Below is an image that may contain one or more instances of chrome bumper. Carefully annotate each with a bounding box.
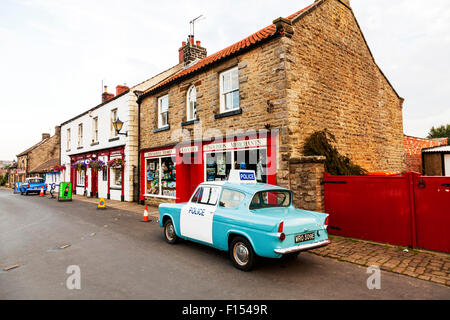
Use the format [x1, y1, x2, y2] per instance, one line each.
[274, 240, 331, 255]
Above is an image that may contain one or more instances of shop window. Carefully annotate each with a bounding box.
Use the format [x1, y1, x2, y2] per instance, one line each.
[146, 156, 176, 198]
[219, 67, 239, 113]
[186, 85, 197, 121]
[111, 167, 122, 188]
[77, 170, 85, 187]
[219, 189, 245, 209]
[206, 152, 232, 182]
[205, 148, 267, 183]
[158, 95, 169, 128]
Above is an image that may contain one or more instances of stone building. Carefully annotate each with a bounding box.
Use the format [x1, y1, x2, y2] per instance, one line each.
[135, 0, 404, 210]
[14, 128, 61, 184]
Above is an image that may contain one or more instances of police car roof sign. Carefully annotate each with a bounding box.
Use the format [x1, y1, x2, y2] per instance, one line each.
[228, 170, 257, 184]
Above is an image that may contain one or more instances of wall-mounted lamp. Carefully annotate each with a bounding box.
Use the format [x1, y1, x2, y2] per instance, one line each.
[113, 118, 128, 137]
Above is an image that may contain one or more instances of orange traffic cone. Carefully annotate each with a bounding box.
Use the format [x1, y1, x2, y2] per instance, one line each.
[142, 205, 150, 222]
[40, 187, 45, 197]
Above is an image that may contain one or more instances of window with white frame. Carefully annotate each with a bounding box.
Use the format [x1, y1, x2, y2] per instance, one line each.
[92, 117, 98, 143]
[66, 128, 71, 150]
[110, 156, 122, 188]
[146, 156, 176, 198]
[110, 109, 118, 137]
[77, 169, 85, 187]
[77, 124, 83, 147]
[186, 85, 197, 121]
[219, 67, 239, 113]
[158, 95, 169, 128]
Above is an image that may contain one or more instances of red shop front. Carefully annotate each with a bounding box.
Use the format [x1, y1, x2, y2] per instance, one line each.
[140, 132, 278, 204]
[70, 146, 125, 201]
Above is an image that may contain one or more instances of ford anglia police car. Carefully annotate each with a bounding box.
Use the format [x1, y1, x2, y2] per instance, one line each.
[158, 170, 330, 271]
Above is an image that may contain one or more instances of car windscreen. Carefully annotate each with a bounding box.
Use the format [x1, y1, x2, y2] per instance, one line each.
[249, 190, 291, 209]
[28, 179, 43, 183]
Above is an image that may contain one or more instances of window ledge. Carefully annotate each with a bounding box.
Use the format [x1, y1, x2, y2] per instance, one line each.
[181, 119, 200, 126]
[91, 141, 99, 146]
[77, 146, 84, 150]
[108, 137, 120, 142]
[153, 125, 170, 133]
[214, 109, 242, 119]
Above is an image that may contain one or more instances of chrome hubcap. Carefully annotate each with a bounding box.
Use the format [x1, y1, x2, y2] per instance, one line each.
[234, 242, 249, 266]
[166, 223, 175, 240]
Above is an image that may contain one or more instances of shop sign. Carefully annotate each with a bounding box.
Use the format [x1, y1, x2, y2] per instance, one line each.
[203, 138, 267, 152]
[180, 146, 199, 154]
[144, 149, 176, 158]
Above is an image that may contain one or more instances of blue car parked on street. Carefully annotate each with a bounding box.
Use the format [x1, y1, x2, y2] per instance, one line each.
[158, 170, 330, 271]
[20, 177, 47, 195]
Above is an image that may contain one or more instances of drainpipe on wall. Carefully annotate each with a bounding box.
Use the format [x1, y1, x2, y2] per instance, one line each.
[134, 90, 144, 205]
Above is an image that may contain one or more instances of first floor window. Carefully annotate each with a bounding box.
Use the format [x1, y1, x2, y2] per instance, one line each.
[186, 85, 197, 121]
[146, 156, 176, 198]
[220, 67, 239, 113]
[158, 95, 169, 128]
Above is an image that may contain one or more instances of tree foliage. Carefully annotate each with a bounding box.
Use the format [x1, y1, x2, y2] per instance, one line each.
[303, 129, 367, 176]
[427, 124, 450, 139]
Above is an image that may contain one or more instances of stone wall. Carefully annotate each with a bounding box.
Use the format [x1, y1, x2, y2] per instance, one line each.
[285, 0, 405, 173]
[289, 156, 325, 211]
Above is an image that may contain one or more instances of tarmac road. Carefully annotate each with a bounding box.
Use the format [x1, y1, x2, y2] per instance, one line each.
[0, 189, 449, 300]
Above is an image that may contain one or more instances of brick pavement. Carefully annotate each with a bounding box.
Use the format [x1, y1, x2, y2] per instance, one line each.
[311, 235, 450, 287]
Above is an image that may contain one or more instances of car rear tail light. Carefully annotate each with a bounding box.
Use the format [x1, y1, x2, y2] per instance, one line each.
[278, 221, 284, 233]
[325, 216, 329, 229]
[279, 233, 286, 241]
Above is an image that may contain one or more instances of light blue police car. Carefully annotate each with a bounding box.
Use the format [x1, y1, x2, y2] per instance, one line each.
[158, 170, 330, 271]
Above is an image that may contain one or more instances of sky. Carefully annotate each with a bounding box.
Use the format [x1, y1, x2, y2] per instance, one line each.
[0, 0, 449, 161]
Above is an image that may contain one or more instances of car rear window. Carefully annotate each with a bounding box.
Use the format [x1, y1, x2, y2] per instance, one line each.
[250, 190, 291, 209]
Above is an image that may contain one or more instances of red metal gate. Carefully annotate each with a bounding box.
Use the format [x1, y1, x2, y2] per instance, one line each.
[412, 174, 450, 252]
[323, 172, 450, 253]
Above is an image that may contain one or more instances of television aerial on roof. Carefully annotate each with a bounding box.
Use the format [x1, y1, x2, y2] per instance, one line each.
[189, 14, 205, 38]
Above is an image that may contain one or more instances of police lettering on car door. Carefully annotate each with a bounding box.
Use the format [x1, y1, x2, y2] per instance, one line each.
[180, 185, 220, 244]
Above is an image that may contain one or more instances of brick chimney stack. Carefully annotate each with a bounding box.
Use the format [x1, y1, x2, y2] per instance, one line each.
[102, 86, 115, 103]
[178, 35, 207, 65]
[42, 133, 50, 141]
[116, 84, 130, 96]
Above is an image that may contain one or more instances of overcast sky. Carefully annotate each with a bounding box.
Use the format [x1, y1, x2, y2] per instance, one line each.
[1, 0, 449, 161]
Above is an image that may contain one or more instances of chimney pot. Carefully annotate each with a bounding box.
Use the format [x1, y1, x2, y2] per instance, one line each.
[179, 37, 207, 65]
[196, 40, 201, 46]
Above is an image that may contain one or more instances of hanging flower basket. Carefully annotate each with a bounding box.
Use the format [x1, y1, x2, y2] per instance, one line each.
[71, 161, 86, 172]
[88, 160, 106, 171]
[51, 165, 66, 173]
[107, 158, 124, 168]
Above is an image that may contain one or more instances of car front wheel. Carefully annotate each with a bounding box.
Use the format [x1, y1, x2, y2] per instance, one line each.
[229, 236, 256, 271]
[163, 219, 178, 244]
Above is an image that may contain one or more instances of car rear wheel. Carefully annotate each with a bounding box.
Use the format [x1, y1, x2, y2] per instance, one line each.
[163, 219, 178, 244]
[229, 236, 256, 271]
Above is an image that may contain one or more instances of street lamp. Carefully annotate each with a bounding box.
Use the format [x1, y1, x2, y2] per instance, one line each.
[113, 118, 127, 136]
